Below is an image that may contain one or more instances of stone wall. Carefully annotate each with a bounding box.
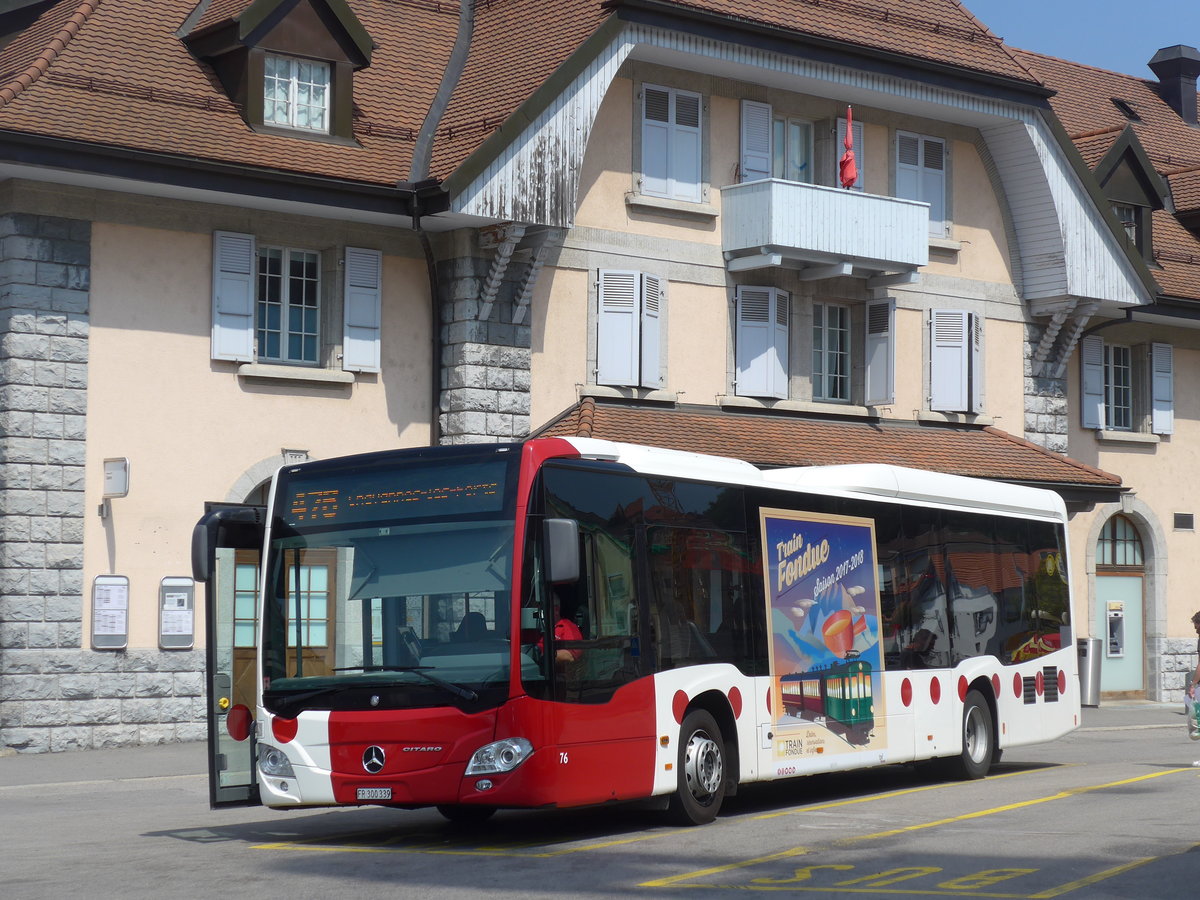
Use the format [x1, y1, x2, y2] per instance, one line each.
[1023, 322, 1069, 453]
[437, 243, 533, 445]
[0, 213, 204, 753]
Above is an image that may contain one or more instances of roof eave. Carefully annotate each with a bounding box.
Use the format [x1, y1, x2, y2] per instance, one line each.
[0, 129, 447, 220]
[603, 0, 1055, 102]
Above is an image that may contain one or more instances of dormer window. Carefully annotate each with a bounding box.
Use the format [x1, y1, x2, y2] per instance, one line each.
[1112, 203, 1138, 242]
[264, 55, 330, 133]
[182, 0, 372, 143]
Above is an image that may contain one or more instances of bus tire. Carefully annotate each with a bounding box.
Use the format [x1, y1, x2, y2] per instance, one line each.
[950, 690, 994, 780]
[667, 709, 726, 826]
[436, 804, 496, 826]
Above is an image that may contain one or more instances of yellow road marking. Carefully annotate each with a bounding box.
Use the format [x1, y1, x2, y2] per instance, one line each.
[835, 768, 1187, 845]
[641, 767, 1189, 889]
[254, 825, 689, 858]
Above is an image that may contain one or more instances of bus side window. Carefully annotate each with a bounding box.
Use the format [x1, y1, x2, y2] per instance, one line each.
[645, 526, 752, 673]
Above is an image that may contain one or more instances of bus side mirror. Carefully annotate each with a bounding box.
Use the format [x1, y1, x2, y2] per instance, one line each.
[543, 518, 580, 584]
[191, 520, 214, 583]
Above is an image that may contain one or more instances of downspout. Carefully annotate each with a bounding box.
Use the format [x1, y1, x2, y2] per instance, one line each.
[410, 0, 476, 445]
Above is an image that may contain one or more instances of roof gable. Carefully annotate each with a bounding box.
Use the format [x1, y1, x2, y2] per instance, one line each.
[185, 0, 372, 67]
[1093, 127, 1169, 209]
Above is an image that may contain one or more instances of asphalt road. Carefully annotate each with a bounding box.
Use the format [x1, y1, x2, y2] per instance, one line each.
[1, 702, 1195, 900]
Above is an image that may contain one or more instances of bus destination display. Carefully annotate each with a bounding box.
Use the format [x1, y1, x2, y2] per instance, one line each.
[280, 459, 509, 528]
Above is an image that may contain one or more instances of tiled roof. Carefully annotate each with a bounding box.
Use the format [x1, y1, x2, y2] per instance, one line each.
[536, 399, 1122, 489]
[0, 0, 458, 187]
[0, 0, 1042, 192]
[428, 0, 1041, 180]
[1013, 49, 1200, 302]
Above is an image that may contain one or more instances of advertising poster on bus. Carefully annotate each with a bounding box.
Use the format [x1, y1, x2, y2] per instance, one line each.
[760, 508, 887, 768]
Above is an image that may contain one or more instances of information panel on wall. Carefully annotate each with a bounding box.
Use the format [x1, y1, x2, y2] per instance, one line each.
[91, 575, 129, 650]
[159, 577, 195, 650]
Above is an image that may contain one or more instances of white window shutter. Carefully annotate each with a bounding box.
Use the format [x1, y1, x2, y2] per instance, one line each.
[929, 309, 968, 412]
[864, 299, 895, 406]
[922, 137, 947, 236]
[895, 131, 921, 203]
[968, 313, 984, 414]
[735, 286, 772, 397]
[597, 270, 640, 386]
[735, 287, 787, 398]
[1151, 341, 1174, 434]
[212, 230, 256, 362]
[670, 90, 702, 201]
[640, 275, 663, 389]
[740, 100, 772, 183]
[836, 116, 864, 191]
[342, 247, 382, 373]
[1080, 334, 1105, 429]
[771, 291, 789, 399]
[641, 87, 670, 197]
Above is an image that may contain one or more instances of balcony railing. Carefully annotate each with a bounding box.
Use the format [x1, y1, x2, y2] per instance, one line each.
[721, 179, 929, 276]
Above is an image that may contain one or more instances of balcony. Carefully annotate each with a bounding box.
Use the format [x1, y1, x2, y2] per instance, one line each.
[721, 179, 929, 286]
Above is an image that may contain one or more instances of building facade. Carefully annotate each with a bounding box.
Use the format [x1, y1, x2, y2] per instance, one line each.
[0, 0, 1189, 753]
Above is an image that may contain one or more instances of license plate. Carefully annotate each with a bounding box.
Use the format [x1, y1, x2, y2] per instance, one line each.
[356, 787, 392, 801]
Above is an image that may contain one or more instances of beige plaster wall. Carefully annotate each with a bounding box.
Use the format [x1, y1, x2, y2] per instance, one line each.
[530, 265, 590, 428]
[83, 222, 431, 649]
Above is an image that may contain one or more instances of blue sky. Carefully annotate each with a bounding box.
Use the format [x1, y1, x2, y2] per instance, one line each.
[964, 1, 1200, 77]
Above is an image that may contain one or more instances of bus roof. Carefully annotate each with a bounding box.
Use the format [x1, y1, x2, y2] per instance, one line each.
[558, 438, 1067, 522]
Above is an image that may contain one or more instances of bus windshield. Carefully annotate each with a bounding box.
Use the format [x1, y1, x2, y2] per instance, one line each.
[259, 449, 523, 715]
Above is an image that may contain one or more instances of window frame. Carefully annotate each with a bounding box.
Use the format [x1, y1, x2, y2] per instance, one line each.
[256, 244, 322, 366]
[812, 302, 851, 402]
[263, 53, 331, 134]
[640, 83, 704, 202]
[772, 115, 815, 184]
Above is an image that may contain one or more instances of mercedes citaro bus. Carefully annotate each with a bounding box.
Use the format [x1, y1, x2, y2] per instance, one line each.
[193, 437, 1078, 825]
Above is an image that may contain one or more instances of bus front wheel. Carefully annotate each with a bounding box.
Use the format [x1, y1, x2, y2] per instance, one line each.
[951, 690, 994, 780]
[667, 709, 726, 826]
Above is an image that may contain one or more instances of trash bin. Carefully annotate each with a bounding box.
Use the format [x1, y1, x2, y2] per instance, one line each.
[1077, 637, 1102, 707]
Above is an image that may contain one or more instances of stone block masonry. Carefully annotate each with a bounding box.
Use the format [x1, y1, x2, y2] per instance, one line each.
[437, 252, 533, 444]
[0, 213, 203, 753]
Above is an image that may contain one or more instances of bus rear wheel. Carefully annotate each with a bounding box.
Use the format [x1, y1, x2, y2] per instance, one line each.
[436, 804, 496, 826]
[951, 690, 994, 780]
[667, 709, 726, 826]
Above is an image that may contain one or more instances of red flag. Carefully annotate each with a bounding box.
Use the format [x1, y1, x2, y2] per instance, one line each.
[839, 105, 858, 189]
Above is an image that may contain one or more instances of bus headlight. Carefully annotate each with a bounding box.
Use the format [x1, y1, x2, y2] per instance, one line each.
[465, 737, 533, 774]
[259, 745, 295, 778]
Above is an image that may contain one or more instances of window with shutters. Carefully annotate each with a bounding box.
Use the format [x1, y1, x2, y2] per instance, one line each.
[928, 309, 983, 414]
[735, 286, 789, 399]
[595, 269, 664, 389]
[211, 232, 382, 374]
[1079, 335, 1172, 434]
[641, 85, 703, 201]
[896, 131, 947, 236]
[812, 303, 850, 401]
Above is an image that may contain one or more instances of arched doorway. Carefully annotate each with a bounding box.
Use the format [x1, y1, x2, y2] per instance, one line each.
[1095, 514, 1145, 695]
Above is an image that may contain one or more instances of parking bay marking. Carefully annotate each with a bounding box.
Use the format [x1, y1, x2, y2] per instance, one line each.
[643, 768, 1189, 892]
[253, 826, 690, 858]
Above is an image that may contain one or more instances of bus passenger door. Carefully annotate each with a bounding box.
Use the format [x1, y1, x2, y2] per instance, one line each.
[192, 503, 265, 808]
[533, 518, 656, 806]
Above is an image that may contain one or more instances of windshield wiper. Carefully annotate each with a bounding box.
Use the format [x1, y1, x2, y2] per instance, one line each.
[332, 665, 479, 702]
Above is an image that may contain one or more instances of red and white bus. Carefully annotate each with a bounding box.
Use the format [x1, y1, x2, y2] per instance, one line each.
[193, 437, 1079, 825]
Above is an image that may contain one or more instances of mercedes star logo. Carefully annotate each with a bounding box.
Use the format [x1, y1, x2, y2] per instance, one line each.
[362, 745, 386, 774]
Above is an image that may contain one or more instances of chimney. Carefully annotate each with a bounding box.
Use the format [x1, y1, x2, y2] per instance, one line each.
[1148, 45, 1200, 126]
